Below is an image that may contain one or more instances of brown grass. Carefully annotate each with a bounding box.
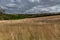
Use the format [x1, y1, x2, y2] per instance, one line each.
[0, 15, 60, 40]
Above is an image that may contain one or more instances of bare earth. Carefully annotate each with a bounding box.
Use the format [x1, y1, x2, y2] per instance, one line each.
[0, 15, 60, 40]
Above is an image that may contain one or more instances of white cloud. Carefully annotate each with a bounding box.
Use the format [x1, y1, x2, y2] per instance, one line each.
[25, 4, 60, 13]
[50, 0, 60, 2]
[28, 0, 41, 3]
[6, 3, 17, 7]
[30, 0, 35, 2]
[11, 0, 14, 2]
[0, 6, 8, 9]
[10, 0, 21, 2]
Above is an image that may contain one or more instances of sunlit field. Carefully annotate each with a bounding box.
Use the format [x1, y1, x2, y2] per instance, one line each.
[0, 15, 60, 40]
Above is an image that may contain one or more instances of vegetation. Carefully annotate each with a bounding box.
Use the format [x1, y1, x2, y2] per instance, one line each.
[0, 8, 60, 20]
[0, 8, 60, 40]
[0, 15, 60, 40]
[0, 12, 60, 20]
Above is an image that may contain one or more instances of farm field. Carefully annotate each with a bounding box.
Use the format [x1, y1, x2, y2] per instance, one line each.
[0, 15, 60, 40]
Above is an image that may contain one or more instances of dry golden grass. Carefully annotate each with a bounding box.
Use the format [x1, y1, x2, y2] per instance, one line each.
[0, 15, 60, 40]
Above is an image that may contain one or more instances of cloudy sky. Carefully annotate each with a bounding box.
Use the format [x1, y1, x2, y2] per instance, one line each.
[0, 0, 60, 14]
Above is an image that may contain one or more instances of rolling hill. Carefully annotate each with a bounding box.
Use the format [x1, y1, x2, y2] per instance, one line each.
[0, 15, 60, 40]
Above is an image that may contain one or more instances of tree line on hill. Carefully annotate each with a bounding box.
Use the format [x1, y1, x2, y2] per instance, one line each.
[0, 8, 60, 20]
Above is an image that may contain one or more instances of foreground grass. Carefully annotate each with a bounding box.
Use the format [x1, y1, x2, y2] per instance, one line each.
[0, 15, 60, 40]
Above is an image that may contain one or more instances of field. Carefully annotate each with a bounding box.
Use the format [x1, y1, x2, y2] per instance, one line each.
[0, 15, 60, 40]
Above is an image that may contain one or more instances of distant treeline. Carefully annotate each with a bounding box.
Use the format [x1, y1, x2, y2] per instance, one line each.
[0, 12, 60, 20]
[0, 7, 60, 20]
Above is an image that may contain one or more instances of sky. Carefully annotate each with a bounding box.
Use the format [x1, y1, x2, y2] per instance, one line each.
[0, 0, 60, 14]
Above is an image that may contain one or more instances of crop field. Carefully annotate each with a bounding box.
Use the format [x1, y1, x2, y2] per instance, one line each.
[0, 15, 60, 40]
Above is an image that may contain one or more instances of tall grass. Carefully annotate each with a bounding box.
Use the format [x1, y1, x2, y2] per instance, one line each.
[0, 17, 60, 40]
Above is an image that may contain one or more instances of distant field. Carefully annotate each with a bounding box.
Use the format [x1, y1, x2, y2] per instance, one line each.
[0, 15, 60, 40]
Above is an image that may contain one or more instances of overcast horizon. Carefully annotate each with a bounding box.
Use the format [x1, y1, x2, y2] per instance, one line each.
[0, 0, 60, 14]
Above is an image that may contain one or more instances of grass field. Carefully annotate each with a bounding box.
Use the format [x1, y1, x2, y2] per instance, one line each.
[0, 15, 60, 40]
